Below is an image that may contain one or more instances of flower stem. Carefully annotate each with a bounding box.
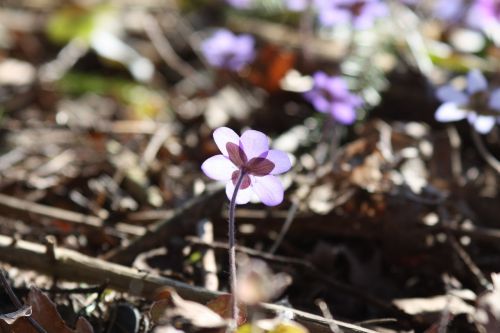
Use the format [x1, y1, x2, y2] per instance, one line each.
[470, 127, 500, 174]
[228, 171, 246, 330]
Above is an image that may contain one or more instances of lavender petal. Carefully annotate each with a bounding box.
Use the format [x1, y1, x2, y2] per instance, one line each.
[251, 175, 284, 206]
[201, 155, 237, 180]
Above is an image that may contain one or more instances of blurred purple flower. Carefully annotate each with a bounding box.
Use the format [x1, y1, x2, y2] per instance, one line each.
[304, 72, 362, 125]
[466, 0, 500, 31]
[202, 127, 292, 206]
[201, 29, 255, 71]
[315, 0, 388, 29]
[433, 0, 465, 22]
[435, 70, 500, 134]
[226, 0, 252, 9]
[284, 0, 309, 11]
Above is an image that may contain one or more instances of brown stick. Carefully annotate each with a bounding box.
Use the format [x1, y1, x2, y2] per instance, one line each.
[0, 193, 144, 237]
[0, 235, 377, 333]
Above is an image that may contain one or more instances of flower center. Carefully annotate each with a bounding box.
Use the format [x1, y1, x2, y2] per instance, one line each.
[467, 91, 499, 116]
[339, 1, 366, 16]
[226, 142, 276, 188]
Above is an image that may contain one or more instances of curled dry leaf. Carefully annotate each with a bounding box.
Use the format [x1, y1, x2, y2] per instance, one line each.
[236, 258, 291, 305]
[0, 287, 93, 333]
[150, 288, 226, 330]
[0, 305, 32, 325]
[237, 318, 308, 333]
[206, 294, 247, 326]
[475, 273, 500, 333]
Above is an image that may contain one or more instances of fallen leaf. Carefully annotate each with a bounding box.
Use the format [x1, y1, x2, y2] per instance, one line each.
[150, 288, 226, 329]
[1, 287, 93, 333]
[475, 273, 500, 333]
[0, 306, 32, 325]
[206, 294, 247, 326]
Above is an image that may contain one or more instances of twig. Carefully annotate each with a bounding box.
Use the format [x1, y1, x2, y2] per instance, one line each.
[448, 236, 492, 291]
[0, 193, 144, 236]
[0, 269, 48, 333]
[437, 274, 452, 333]
[140, 124, 171, 169]
[470, 128, 500, 174]
[0, 193, 144, 237]
[38, 38, 89, 82]
[142, 13, 203, 86]
[187, 237, 314, 268]
[197, 219, 219, 291]
[316, 299, 344, 333]
[268, 201, 300, 254]
[0, 234, 377, 333]
[446, 125, 464, 185]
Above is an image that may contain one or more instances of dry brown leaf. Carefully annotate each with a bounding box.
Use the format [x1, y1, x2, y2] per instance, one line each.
[206, 294, 247, 326]
[150, 288, 226, 329]
[2, 287, 93, 333]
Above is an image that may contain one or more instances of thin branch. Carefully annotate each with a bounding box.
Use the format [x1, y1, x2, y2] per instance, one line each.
[316, 299, 345, 333]
[470, 127, 500, 174]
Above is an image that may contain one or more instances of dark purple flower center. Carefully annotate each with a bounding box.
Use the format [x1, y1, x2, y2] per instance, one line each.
[226, 142, 275, 189]
[468, 91, 499, 116]
[338, 1, 366, 16]
[491, 0, 500, 18]
[319, 87, 350, 105]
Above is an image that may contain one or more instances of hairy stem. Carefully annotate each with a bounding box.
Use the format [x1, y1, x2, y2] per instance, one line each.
[228, 171, 246, 330]
[0, 269, 48, 333]
[470, 127, 500, 174]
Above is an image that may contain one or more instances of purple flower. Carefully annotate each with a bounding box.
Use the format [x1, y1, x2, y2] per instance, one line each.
[226, 0, 252, 9]
[202, 127, 292, 206]
[466, 0, 500, 31]
[304, 72, 362, 125]
[435, 70, 500, 134]
[433, 0, 465, 22]
[284, 0, 309, 11]
[315, 0, 388, 29]
[201, 29, 255, 71]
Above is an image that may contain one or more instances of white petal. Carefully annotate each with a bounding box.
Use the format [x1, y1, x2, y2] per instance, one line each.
[251, 175, 284, 206]
[225, 182, 251, 205]
[467, 69, 488, 94]
[469, 114, 496, 134]
[213, 127, 240, 156]
[436, 85, 467, 104]
[201, 155, 236, 180]
[239, 130, 269, 159]
[435, 102, 467, 122]
[489, 88, 500, 111]
[266, 150, 292, 175]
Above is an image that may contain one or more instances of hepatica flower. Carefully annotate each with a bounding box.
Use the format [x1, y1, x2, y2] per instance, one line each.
[466, 0, 500, 31]
[315, 0, 388, 29]
[435, 70, 500, 134]
[202, 127, 291, 206]
[284, 0, 309, 11]
[201, 29, 255, 71]
[226, 0, 252, 9]
[304, 72, 362, 125]
[433, 0, 465, 22]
